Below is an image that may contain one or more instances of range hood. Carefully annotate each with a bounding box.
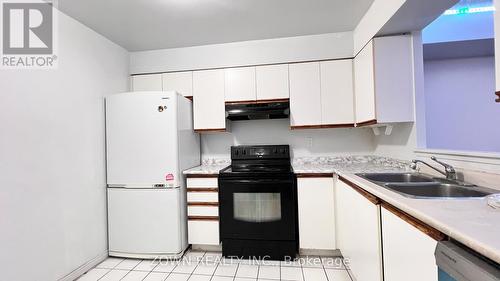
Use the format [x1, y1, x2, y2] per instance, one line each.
[225, 101, 290, 121]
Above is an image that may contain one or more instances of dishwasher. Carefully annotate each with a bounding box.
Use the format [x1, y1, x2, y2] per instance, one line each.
[435, 240, 500, 281]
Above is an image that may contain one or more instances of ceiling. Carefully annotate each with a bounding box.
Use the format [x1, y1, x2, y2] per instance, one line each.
[58, 0, 374, 52]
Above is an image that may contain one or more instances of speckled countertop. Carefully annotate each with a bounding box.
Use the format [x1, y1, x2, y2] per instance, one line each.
[183, 159, 230, 175]
[292, 155, 409, 174]
[183, 155, 410, 175]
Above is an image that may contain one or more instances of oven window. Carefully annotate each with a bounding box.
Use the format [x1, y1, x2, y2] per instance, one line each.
[233, 193, 281, 222]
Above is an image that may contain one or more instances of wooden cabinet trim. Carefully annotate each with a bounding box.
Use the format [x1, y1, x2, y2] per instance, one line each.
[187, 188, 218, 192]
[338, 176, 380, 205]
[296, 173, 333, 178]
[187, 202, 219, 207]
[291, 123, 355, 130]
[186, 174, 219, 178]
[225, 98, 289, 105]
[186, 96, 193, 101]
[194, 128, 226, 133]
[355, 119, 377, 127]
[496, 91, 500, 102]
[188, 216, 219, 221]
[381, 202, 447, 241]
[321, 123, 355, 129]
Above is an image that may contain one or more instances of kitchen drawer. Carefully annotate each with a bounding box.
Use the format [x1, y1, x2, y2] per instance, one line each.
[188, 206, 219, 217]
[187, 177, 218, 188]
[187, 192, 219, 203]
[188, 220, 220, 245]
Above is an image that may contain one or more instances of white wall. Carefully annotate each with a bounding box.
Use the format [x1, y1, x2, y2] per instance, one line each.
[201, 119, 375, 159]
[353, 0, 406, 54]
[0, 11, 129, 281]
[130, 32, 353, 74]
[424, 56, 500, 152]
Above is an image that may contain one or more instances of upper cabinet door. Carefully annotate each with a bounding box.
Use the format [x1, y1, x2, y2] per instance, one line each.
[354, 40, 377, 124]
[131, 74, 162, 91]
[256, 64, 290, 100]
[224, 67, 256, 102]
[193, 69, 226, 131]
[162, 71, 193, 98]
[373, 35, 414, 123]
[289, 62, 322, 127]
[320, 60, 355, 126]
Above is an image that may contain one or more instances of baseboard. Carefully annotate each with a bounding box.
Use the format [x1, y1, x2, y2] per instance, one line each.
[58, 250, 108, 281]
[299, 248, 342, 257]
[191, 244, 222, 252]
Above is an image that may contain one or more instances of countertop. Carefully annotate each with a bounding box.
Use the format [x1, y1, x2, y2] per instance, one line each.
[183, 159, 230, 175]
[183, 156, 409, 175]
[183, 156, 500, 264]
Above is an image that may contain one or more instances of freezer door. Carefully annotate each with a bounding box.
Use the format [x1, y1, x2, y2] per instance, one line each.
[106, 92, 180, 187]
[107, 188, 186, 256]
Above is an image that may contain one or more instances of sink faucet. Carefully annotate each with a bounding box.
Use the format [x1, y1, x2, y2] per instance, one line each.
[410, 156, 457, 180]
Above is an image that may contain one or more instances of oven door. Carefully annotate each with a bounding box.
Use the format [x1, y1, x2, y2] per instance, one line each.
[219, 176, 297, 241]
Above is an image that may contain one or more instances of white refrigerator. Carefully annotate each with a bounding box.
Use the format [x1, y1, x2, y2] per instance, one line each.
[105, 91, 200, 259]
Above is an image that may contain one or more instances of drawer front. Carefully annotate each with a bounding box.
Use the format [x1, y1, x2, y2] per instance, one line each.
[188, 220, 220, 245]
[187, 192, 219, 203]
[188, 206, 219, 217]
[187, 177, 218, 188]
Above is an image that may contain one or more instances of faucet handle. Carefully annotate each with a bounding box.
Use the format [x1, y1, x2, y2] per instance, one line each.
[409, 160, 418, 170]
[430, 156, 455, 172]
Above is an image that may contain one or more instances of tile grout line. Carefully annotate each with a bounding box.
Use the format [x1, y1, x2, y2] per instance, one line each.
[97, 257, 126, 281]
[123, 259, 143, 280]
[142, 259, 162, 281]
[188, 250, 207, 280]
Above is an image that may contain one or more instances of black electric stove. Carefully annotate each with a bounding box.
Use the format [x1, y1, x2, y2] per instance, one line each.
[218, 145, 298, 260]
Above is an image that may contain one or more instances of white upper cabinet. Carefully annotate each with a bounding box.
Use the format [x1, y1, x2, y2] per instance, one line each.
[320, 60, 355, 126]
[381, 207, 439, 281]
[162, 71, 193, 97]
[256, 64, 290, 100]
[373, 35, 414, 123]
[224, 66, 257, 102]
[289, 62, 322, 127]
[354, 41, 377, 124]
[131, 74, 162, 91]
[354, 35, 415, 125]
[297, 177, 336, 250]
[192, 69, 226, 131]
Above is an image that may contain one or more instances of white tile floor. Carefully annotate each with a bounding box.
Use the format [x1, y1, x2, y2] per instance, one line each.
[78, 250, 353, 281]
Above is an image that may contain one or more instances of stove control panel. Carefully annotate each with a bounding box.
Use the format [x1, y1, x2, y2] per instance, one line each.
[231, 145, 290, 160]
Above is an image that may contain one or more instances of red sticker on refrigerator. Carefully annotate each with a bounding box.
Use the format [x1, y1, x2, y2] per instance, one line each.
[165, 173, 174, 181]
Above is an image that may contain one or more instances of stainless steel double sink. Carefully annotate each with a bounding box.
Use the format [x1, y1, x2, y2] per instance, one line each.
[355, 173, 497, 199]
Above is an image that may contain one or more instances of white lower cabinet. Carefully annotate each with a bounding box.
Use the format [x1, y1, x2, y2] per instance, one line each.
[381, 207, 439, 281]
[188, 220, 220, 245]
[335, 178, 383, 281]
[186, 176, 220, 246]
[297, 177, 336, 250]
